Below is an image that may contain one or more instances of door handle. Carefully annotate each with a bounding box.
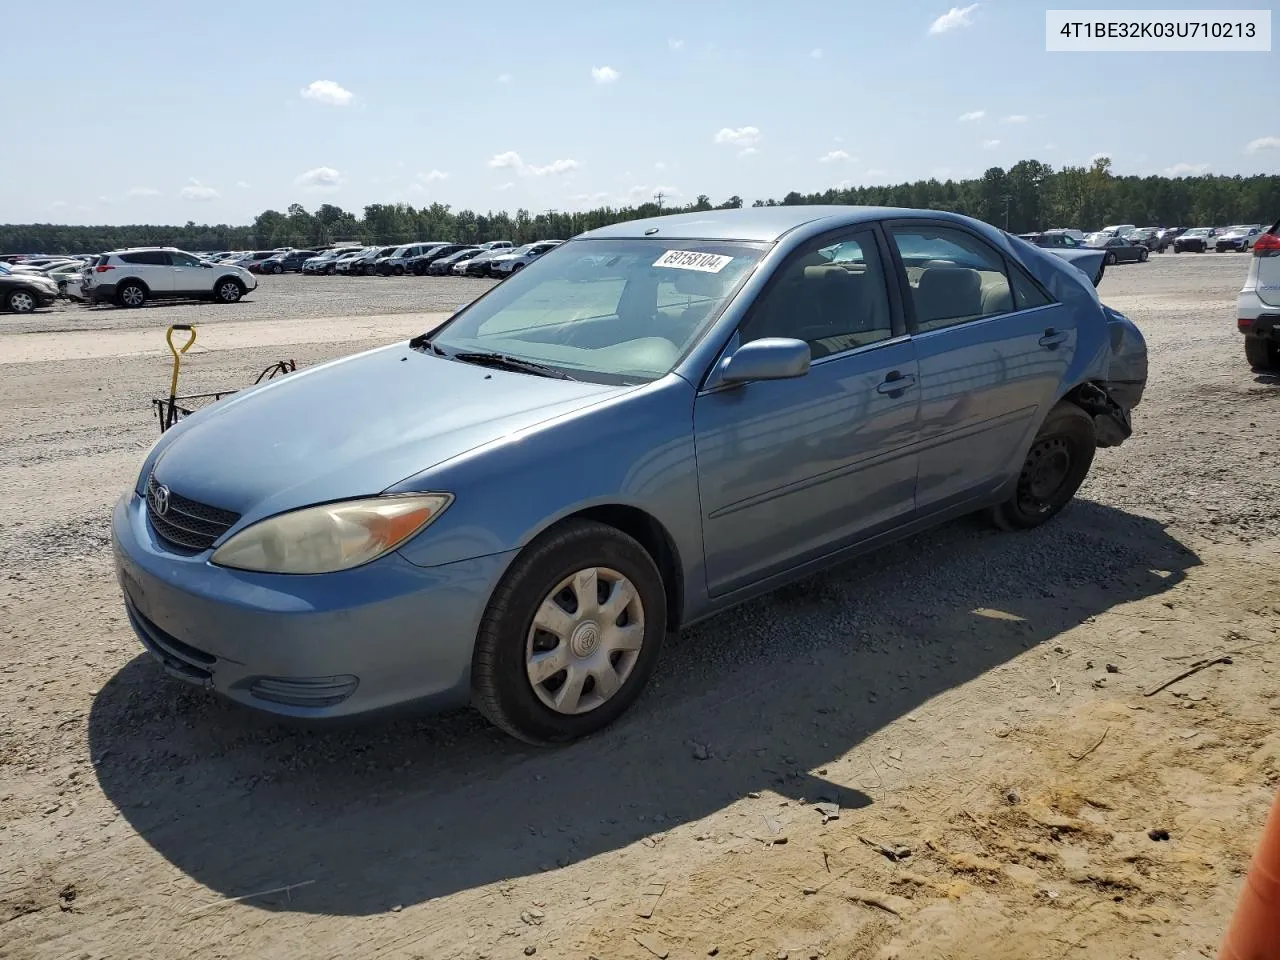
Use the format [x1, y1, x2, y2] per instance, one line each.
[877, 371, 917, 395]
[1038, 329, 1068, 349]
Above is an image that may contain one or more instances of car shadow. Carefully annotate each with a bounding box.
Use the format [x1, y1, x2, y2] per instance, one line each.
[89, 499, 1198, 917]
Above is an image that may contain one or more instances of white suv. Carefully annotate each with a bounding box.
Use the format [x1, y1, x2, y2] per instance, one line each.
[1237, 218, 1280, 370]
[83, 247, 258, 308]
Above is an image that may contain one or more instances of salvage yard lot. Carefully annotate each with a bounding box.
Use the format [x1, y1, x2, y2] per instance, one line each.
[1, 255, 1278, 960]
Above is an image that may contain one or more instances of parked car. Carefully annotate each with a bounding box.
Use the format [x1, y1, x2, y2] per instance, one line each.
[1045, 228, 1087, 242]
[344, 246, 398, 276]
[1153, 227, 1183, 252]
[1173, 227, 1218, 253]
[1237, 217, 1280, 370]
[375, 243, 443, 276]
[428, 247, 483, 275]
[111, 206, 1147, 742]
[488, 241, 564, 276]
[332, 247, 376, 275]
[478, 240, 515, 251]
[0, 262, 58, 312]
[1126, 228, 1160, 251]
[407, 244, 471, 275]
[226, 251, 279, 271]
[303, 248, 362, 275]
[1017, 232, 1083, 249]
[259, 250, 318, 274]
[82, 247, 257, 308]
[1085, 234, 1149, 264]
[1216, 225, 1263, 253]
[1099, 224, 1137, 238]
[456, 249, 510, 277]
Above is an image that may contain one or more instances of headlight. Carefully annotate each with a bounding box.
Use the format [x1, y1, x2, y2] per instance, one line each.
[210, 493, 452, 574]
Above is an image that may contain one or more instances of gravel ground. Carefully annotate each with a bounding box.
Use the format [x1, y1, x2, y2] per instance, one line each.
[1, 252, 1278, 960]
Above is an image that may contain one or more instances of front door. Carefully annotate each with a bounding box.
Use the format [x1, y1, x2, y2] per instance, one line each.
[885, 221, 1078, 513]
[694, 226, 921, 596]
[168, 251, 209, 294]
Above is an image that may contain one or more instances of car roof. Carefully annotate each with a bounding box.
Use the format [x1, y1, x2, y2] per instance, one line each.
[579, 205, 947, 242]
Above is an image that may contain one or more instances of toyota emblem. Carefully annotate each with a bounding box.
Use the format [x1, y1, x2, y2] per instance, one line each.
[150, 483, 171, 517]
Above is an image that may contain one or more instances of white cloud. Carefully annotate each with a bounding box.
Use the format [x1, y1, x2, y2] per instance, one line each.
[488, 151, 579, 177]
[1245, 136, 1280, 153]
[573, 191, 611, 203]
[497, 73, 511, 83]
[1165, 162, 1210, 177]
[818, 150, 853, 163]
[50, 200, 68, 208]
[295, 166, 343, 190]
[126, 186, 160, 198]
[982, 139, 1001, 149]
[1001, 114, 1028, 123]
[738, 147, 758, 158]
[98, 195, 114, 205]
[958, 110, 985, 122]
[488, 150, 523, 170]
[1043, 142, 1059, 150]
[235, 180, 251, 189]
[810, 48, 823, 59]
[300, 80, 354, 106]
[496, 182, 515, 191]
[667, 38, 684, 51]
[714, 126, 761, 148]
[419, 169, 449, 182]
[929, 3, 979, 34]
[180, 179, 219, 201]
[655, 161, 666, 170]
[865, 168, 888, 178]
[591, 65, 620, 84]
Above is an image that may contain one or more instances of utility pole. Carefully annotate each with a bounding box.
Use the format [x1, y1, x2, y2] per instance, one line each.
[1002, 194, 1012, 231]
[653, 191, 665, 212]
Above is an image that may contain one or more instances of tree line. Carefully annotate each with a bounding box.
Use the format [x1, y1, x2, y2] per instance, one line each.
[3, 157, 1276, 254]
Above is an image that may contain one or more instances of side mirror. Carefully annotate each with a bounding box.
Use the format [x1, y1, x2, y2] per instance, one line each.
[719, 337, 811, 384]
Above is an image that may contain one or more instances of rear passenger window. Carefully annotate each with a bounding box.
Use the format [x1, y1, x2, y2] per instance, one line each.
[739, 230, 894, 359]
[120, 251, 170, 266]
[889, 225, 1013, 333]
[1009, 264, 1053, 310]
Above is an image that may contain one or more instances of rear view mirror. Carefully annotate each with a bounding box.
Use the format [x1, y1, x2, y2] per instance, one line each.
[719, 337, 811, 384]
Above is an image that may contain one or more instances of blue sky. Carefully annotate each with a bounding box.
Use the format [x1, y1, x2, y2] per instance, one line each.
[3, 0, 1276, 225]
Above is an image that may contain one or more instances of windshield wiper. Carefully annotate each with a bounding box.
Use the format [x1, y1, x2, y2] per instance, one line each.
[452, 351, 576, 380]
[409, 332, 447, 356]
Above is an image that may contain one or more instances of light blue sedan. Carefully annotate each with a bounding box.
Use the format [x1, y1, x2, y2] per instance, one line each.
[111, 206, 1147, 742]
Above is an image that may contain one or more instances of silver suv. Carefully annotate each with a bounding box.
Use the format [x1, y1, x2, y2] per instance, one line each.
[84, 247, 257, 308]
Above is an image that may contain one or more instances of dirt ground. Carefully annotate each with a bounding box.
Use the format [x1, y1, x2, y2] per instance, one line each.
[1, 257, 1278, 960]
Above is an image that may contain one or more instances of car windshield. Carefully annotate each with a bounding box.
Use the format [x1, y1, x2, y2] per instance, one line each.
[428, 238, 767, 384]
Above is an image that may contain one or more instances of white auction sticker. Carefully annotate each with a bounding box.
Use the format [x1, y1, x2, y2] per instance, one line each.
[652, 250, 734, 273]
[1046, 9, 1271, 51]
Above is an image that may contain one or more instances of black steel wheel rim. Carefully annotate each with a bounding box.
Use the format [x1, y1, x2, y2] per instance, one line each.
[1016, 437, 1072, 515]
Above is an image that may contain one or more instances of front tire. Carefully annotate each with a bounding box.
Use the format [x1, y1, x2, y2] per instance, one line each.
[117, 282, 147, 308]
[1104, 252, 1117, 266]
[1245, 336, 1279, 371]
[271, 264, 282, 274]
[213, 278, 244, 303]
[990, 402, 1097, 531]
[1138, 248, 1149, 262]
[6, 289, 37, 313]
[472, 519, 667, 744]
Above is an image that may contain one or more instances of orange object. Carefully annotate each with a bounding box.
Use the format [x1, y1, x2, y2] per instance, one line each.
[1220, 788, 1280, 960]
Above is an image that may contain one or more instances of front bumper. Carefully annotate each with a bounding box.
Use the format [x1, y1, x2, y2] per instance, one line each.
[111, 492, 517, 718]
[1217, 241, 1246, 252]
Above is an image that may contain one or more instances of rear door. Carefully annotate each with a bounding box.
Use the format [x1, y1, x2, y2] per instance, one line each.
[120, 251, 172, 291]
[885, 220, 1075, 515]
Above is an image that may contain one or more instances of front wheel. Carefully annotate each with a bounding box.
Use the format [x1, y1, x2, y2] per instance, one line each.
[213, 278, 244, 303]
[1138, 248, 1149, 262]
[392, 265, 405, 276]
[1104, 252, 1116, 266]
[271, 264, 283, 274]
[990, 403, 1097, 531]
[6, 289, 36, 313]
[1245, 336, 1280, 371]
[472, 520, 667, 744]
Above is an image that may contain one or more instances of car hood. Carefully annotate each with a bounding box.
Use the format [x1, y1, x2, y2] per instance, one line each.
[150, 344, 627, 522]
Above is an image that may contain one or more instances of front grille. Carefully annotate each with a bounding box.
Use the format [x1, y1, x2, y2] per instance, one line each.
[250, 676, 359, 708]
[146, 474, 241, 551]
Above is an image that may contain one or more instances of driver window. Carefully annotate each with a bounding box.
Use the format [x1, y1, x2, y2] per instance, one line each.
[170, 252, 200, 266]
[738, 230, 894, 359]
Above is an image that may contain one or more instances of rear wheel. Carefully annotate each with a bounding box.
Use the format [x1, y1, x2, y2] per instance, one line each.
[6, 289, 36, 313]
[472, 519, 667, 744]
[1245, 336, 1280, 371]
[1138, 248, 1149, 262]
[1104, 252, 1117, 266]
[270, 263, 282, 274]
[117, 282, 146, 308]
[990, 403, 1097, 531]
